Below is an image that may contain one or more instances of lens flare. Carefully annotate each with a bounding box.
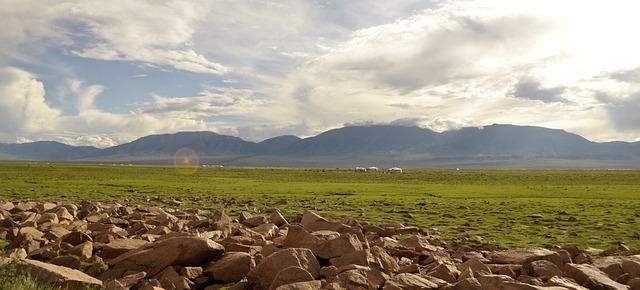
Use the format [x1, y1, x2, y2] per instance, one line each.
[173, 147, 199, 175]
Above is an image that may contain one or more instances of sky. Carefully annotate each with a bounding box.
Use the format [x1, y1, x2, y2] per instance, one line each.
[1, 0, 640, 148]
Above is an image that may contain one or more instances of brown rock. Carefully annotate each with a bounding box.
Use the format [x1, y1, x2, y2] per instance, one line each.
[623, 260, 640, 278]
[85, 259, 109, 278]
[545, 276, 589, 290]
[300, 210, 349, 232]
[61, 231, 93, 246]
[448, 277, 482, 290]
[383, 273, 439, 289]
[457, 257, 491, 275]
[109, 236, 225, 277]
[242, 216, 268, 227]
[309, 232, 363, 259]
[269, 266, 315, 290]
[489, 247, 556, 264]
[67, 241, 93, 261]
[8, 233, 43, 253]
[100, 238, 149, 259]
[331, 246, 399, 274]
[523, 259, 563, 280]
[37, 212, 60, 224]
[476, 273, 516, 289]
[55, 207, 75, 221]
[154, 266, 194, 290]
[283, 225, 320, 248]
[15, 258, 102, 289]
[627, 277, 640, 290]
[115, 271, 147, 289]
[428, 262, 460, 283]
[43, 226, 72, 241]
[253, 222, 279, 237]
[273, 280, 322, 290]
[50, 255, 82, 269]
[246, 248, 320, 289]
[180, 266, 203, 279]
[564, 263, 630, 290]
[270, 209, 289, 227]
[398, 235, 441, 252]
[204, 252, 255, 283]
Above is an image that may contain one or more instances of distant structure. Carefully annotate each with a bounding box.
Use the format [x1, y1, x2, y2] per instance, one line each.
[367, 166, 379, 171]
[387, 167, 403, 174]
[355, 166, 367, 172]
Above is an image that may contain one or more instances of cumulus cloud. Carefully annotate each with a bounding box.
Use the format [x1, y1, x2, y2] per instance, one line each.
[0, 67, 62, 133]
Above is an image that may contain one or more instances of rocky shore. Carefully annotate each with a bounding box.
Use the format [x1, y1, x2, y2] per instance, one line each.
[1, 200, 639, 289]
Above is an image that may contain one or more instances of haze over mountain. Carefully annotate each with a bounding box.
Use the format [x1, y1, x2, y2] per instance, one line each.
[1, 124, 639, 169]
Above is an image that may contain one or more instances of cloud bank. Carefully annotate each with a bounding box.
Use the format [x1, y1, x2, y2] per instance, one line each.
[1, 0, 640, 146]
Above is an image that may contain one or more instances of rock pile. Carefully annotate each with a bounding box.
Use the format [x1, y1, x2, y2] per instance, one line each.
[1, 200, 640, 289]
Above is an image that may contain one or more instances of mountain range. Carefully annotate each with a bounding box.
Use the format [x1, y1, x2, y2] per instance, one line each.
[2, 124, 639, 169]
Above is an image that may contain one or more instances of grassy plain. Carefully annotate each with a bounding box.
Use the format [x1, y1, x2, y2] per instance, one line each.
[1, 162, 639, 250]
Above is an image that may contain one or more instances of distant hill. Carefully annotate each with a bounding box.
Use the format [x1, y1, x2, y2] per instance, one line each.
[0, 141, 100, 161]
[2, 124, 639, 168]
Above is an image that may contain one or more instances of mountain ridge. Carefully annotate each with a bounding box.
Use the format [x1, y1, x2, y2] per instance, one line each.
[2, 124, 639, 168]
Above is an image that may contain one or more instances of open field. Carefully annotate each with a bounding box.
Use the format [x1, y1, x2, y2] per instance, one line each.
[1, 162, 639, 250]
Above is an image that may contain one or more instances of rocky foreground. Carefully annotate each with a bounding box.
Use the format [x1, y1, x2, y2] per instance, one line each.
[1, 200, 640, 290]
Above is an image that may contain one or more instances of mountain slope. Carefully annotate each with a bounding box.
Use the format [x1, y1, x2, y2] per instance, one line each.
[0, 141, 100, 161]
[92, 131, 256, 157]
[1, 124, 639, 168]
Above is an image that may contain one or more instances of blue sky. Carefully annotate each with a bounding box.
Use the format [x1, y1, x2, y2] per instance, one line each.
[1, 0, 640, 147]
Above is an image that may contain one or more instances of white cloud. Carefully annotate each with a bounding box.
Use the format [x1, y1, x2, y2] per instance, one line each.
[268, 0, 640, 143]
[0, 67, 62, 133]
[66, 0, 228, 74]
[3, 0, 640, 146]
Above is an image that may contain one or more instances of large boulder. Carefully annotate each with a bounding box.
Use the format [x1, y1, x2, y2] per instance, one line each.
[246, 248, 320, 289]
[203, 252, 255, 283]
[109, 236, 225, 277]
[14, 258, 102, 289]
[564, 263, 630, 290]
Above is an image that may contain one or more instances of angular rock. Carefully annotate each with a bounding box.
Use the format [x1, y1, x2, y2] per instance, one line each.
[309, 232, 363, 259]
[331, 246, 399, 274]
[61, 231, 93, 246]
[448, 277, 482, 290]
[622, 260, 640, 278]
[269, 266, 315, 290]
[273, 280, 322, 290]
[489, 247, 560, 266]
[204, 251, 255, 283]
[246, 248, 320, 289]
[383, 273, 439, 289]
[100, 238, 149, 259]
[15, 258, 102, 289]
[270, 209, 289, 227]
[180, 266, 203, 279]
[523, 259, 563, 280]
[154, 266, 194, 290]
[67, 241, 93, 261]
[564, 263, 630, 290]
[545, 276, 590, 290]
[457, 257, 491, 275]
[300, 210, 349, 232]
[109, 236, 225, 277]
[283, 225, 320, 248]
[50, 255, 82, 269]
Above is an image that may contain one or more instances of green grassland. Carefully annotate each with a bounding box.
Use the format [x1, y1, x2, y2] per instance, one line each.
[1, 162, 639, 250]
